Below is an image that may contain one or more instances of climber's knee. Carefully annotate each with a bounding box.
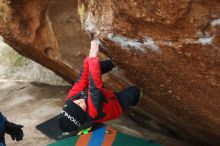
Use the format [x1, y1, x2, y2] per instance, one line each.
[127, 86, 141, 106]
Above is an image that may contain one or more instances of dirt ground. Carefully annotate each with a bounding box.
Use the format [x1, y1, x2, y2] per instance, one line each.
[0, 80, 67, 146]
[0, 80, 191, 146]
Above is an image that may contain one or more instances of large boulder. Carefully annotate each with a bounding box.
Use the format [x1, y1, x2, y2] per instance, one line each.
[0, 0, 219, 145]
[80, 0, 220, 145]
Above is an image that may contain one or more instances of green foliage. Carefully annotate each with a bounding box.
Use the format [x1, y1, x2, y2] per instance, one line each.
[78, 3, 85, 22]
[0, 42, 68, 85]
[0, 45, 28, 67]
[0, 0, 10, 21]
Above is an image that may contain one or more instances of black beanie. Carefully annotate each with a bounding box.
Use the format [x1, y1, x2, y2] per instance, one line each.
[58, 100, 87, 132]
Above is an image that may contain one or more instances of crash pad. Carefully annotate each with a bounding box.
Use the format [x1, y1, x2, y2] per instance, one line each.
[36, 114, 72, 140]
[36, 114, 104, 140]
[47, 125, 162, 146]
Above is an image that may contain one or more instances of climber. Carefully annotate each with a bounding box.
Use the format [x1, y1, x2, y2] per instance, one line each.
[0, 112, 24, 146]
[58, 39, 142, 132]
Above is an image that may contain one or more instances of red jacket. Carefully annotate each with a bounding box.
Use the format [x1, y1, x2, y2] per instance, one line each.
[65, 57, 122, 122]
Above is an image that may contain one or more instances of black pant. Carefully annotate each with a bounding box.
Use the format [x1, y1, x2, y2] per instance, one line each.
[100, 59, 115, 75]
[100, 60, 140, 110]
[115, 86, 140, 110]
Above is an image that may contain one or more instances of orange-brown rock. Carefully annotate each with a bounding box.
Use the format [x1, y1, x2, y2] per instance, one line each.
[0, 0, 90, 83]
[79, 0, 220, 145]
[0, 0, 220, 145]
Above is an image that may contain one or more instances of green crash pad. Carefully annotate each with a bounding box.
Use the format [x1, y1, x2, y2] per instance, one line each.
[48, 126, 162, 146]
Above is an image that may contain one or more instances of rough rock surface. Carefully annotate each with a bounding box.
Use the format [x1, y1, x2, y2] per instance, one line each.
[78, 1, 220, 145]
[0, 0, 220, 145]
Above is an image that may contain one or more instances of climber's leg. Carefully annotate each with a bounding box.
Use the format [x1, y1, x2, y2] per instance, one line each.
[100, 59, 115, 74]
[115, 86, 141, 110]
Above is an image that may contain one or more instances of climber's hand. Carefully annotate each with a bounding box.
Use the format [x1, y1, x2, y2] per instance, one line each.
[5, 121, 24, 141]
[89, 39, 100, 57]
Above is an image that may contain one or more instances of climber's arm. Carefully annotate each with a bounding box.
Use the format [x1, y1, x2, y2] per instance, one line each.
[86, 40, 106, 119]
[65, 58, 89, 101]
[87, 57, 107, 119]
